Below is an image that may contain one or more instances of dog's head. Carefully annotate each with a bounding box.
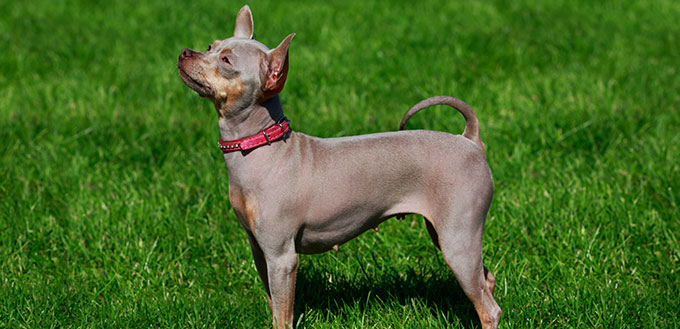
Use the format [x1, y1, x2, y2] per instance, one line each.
[177, 5, 294, 113]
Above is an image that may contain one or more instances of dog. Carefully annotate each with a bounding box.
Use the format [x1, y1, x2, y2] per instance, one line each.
[177, 5, 501, 328]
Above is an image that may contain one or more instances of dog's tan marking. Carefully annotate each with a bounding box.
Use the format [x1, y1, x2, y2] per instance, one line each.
[210, 70, 245, 110]
[229, 188, 258, 233]
[243, 195, 258, 233]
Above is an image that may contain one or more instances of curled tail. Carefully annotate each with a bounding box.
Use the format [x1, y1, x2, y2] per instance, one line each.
[399, 96, 484, 152]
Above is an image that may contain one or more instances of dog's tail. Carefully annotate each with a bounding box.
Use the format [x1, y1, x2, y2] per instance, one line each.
[399, 96, 484, 152]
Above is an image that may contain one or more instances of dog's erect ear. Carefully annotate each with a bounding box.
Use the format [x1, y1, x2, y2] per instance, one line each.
[234, 5, 253, 39]
[263, 33, 295, 99]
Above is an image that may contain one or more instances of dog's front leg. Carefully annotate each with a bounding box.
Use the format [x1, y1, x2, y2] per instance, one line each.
[247, 234, 273, 314]
[266, 247, 298, 329]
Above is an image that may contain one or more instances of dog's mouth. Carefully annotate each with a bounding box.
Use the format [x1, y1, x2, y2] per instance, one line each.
[178, 65, 213, 97]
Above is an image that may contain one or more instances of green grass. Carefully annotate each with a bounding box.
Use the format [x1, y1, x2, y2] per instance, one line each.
[1, 0, 679, 328]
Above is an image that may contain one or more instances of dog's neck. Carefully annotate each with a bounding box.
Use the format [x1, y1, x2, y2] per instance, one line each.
[216, 95, 293, 178]
[217, 95, 285, 142]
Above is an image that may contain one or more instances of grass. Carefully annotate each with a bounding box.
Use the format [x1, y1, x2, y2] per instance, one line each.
[1, 0, 679, 328]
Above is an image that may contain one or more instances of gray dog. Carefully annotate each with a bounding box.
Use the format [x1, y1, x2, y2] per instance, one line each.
[177, 5, 501, 329]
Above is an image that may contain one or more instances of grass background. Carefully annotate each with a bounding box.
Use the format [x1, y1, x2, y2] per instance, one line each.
[1, 0, 679, 328]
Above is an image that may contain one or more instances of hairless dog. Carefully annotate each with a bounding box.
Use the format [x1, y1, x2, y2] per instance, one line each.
[177, 5, 501, 328]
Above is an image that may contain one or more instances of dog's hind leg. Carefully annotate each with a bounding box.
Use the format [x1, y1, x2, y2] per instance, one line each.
[483, 265, 497, 295]
[427, 182, 501, 329]
[435, 211, 501, 329]
[424, 218, 441, 249]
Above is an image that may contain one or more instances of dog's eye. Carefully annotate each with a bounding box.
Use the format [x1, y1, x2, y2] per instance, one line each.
[221, 56, 230, 64]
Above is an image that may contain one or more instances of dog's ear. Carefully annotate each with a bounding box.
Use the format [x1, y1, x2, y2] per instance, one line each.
[263, 33, 295, 99]
[234, 5, 253, 39]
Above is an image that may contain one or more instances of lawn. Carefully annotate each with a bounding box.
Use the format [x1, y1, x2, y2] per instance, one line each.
[1, 0, 679, 328]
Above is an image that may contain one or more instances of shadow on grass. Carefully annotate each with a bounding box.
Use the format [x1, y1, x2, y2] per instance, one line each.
[294, 264, 481, 328]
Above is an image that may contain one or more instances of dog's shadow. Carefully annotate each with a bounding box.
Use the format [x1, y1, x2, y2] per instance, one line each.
[293, 261, 481, 328]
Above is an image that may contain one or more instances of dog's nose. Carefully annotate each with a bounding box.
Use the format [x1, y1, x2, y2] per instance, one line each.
[181, 48, 194, 58]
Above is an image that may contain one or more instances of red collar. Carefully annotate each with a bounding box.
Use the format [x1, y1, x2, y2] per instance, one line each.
[218, 119, 290, 152]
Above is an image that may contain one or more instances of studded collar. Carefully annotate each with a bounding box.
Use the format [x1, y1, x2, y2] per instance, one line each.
[218, 118, 290, 152]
